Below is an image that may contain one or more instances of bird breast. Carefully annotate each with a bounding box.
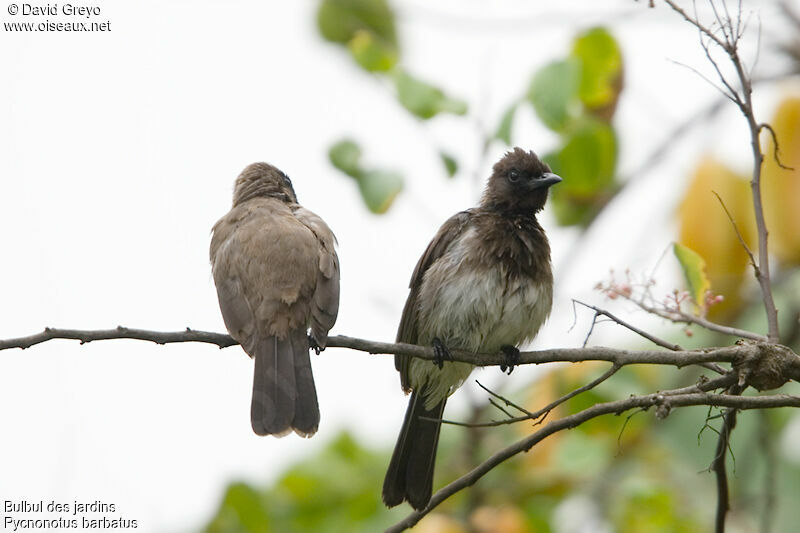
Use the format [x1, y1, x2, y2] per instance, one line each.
[417, 226, 553, 354]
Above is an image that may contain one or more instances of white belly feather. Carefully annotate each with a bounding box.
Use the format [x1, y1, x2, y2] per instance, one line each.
[410, 228, 553, 407]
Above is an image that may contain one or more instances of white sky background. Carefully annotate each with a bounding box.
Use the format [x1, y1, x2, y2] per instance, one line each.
[1, 0, 798, 531]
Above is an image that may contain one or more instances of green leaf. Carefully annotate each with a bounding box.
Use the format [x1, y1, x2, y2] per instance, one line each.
[316, 0, 397, 49]
[527, 59, 581, 132]
[571, 27, 623, 110]
[358, 169, 403, 214]
[494, 102, 518, 145]
[347, 29, 397, 72]
[328, 139, 362, 178]
[392, 70, 468, 119]
[328, 139, 403, 213]
[673, 242, 712, 310]
[205, 482, 269, 533]
[554, 118, 617, 196]
[440, 151, 458, 177]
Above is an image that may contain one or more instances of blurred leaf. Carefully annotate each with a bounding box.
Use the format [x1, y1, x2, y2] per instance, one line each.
[329, 139, 362, 177]
[762, 95, 800, 266]
[544, 119, 617, 226]
[678, 157, 754, 320]
[205, 482, 269, 533]
[673, 243, 711, 311]
[469, 506, 529, 533]
[556, 119, 616, 195]
[494, 103, 518, 145]
[571, 27, 624, 118]
[317, 0, 397, 49]
[392, 70, 468, 119]
[440, 151, 458, 177]
[329, 139, 403, 213]
[203, 432, 403, 533]
[358, 169, 403, 213]
[527, 59, 581, 132]
[348, 29, 397, 72]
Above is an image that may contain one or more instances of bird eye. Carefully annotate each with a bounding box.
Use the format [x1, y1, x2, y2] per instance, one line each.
[508, 169, 520, 182]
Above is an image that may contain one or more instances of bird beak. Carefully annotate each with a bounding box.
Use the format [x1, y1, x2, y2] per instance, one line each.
[533, 173, 562, 189]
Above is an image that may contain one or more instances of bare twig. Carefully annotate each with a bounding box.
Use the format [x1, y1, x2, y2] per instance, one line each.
[712, 190, 757, 270]
[575, 299, 684, 351]
[631, 298, 768, 342]
[439, 364, 622, 428]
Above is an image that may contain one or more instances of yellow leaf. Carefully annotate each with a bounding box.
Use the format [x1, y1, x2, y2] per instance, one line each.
[678, 157, 754, 320]
[762, 95, 800, 266]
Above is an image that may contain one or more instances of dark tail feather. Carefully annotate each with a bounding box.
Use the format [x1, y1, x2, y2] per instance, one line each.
[383, 391, 446, 510]
[251, 335, 296, 436]
[290, 329, 320, 437]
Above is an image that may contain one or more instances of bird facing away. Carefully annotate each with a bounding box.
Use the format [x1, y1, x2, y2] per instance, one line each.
[382, 147, 561, 510]
[210, 162, 340, 437]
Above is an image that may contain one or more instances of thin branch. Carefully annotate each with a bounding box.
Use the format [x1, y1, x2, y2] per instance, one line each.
[712, 190, 757, 270]
[475, 380, 535, 418]
[630, 298, 768, 342]
[440, 364, 622, 428]
[386, 389, 800, 532]
[759, 122, 794, 171]
[575, 299, 684, 351]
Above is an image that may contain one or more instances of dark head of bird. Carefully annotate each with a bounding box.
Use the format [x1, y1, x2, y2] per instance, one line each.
[233, 162, 297, 206]
[481, 147, 562, 215]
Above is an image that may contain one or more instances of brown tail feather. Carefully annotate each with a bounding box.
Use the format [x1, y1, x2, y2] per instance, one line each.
[290, 329, 320, 437]
[383, 391, 446, 510]
[251, 335, 296, 436]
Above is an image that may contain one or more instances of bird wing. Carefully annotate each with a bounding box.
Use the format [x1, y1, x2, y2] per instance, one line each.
[211, 200, 319, 348]
[294, 206, 340, 347]
[395, 210, 473, 391]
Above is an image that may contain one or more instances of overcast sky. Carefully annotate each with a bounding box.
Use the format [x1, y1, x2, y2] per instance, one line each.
[2, 0, 798, 530]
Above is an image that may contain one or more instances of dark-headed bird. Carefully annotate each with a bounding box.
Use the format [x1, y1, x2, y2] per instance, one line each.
[210, 162, 340, 437]
[383, 147, 561, 510]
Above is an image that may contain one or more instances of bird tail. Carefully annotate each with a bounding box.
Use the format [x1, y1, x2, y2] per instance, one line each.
[251, 329, 320, 437]
[382, 391, 446, 510]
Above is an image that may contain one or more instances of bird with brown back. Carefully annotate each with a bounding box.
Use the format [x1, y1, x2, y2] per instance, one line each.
[210, 162, 340, 437]
[383, 147, 561, 510]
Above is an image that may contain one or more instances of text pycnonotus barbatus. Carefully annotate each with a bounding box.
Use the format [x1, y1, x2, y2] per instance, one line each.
[210, 162, 340, 437]
[383, 147, 561, 510]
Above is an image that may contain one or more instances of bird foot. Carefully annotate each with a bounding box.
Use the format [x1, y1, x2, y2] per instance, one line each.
[500, 345, 520, 375]
[432, 337, 452, 370]
[308, 334, 323, 355]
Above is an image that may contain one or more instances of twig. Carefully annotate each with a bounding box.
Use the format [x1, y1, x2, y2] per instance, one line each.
[713, 190, 757, 270]
[575, 299, 684, 351]
[440, 364, 622, 428]
[633, 299, 768, 342]
[476, 380, 535, 417]
[385, 388, 800, 532]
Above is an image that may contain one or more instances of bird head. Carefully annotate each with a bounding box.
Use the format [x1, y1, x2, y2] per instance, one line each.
[232, 162, 298, 206]
[481, 147, 562, 214]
